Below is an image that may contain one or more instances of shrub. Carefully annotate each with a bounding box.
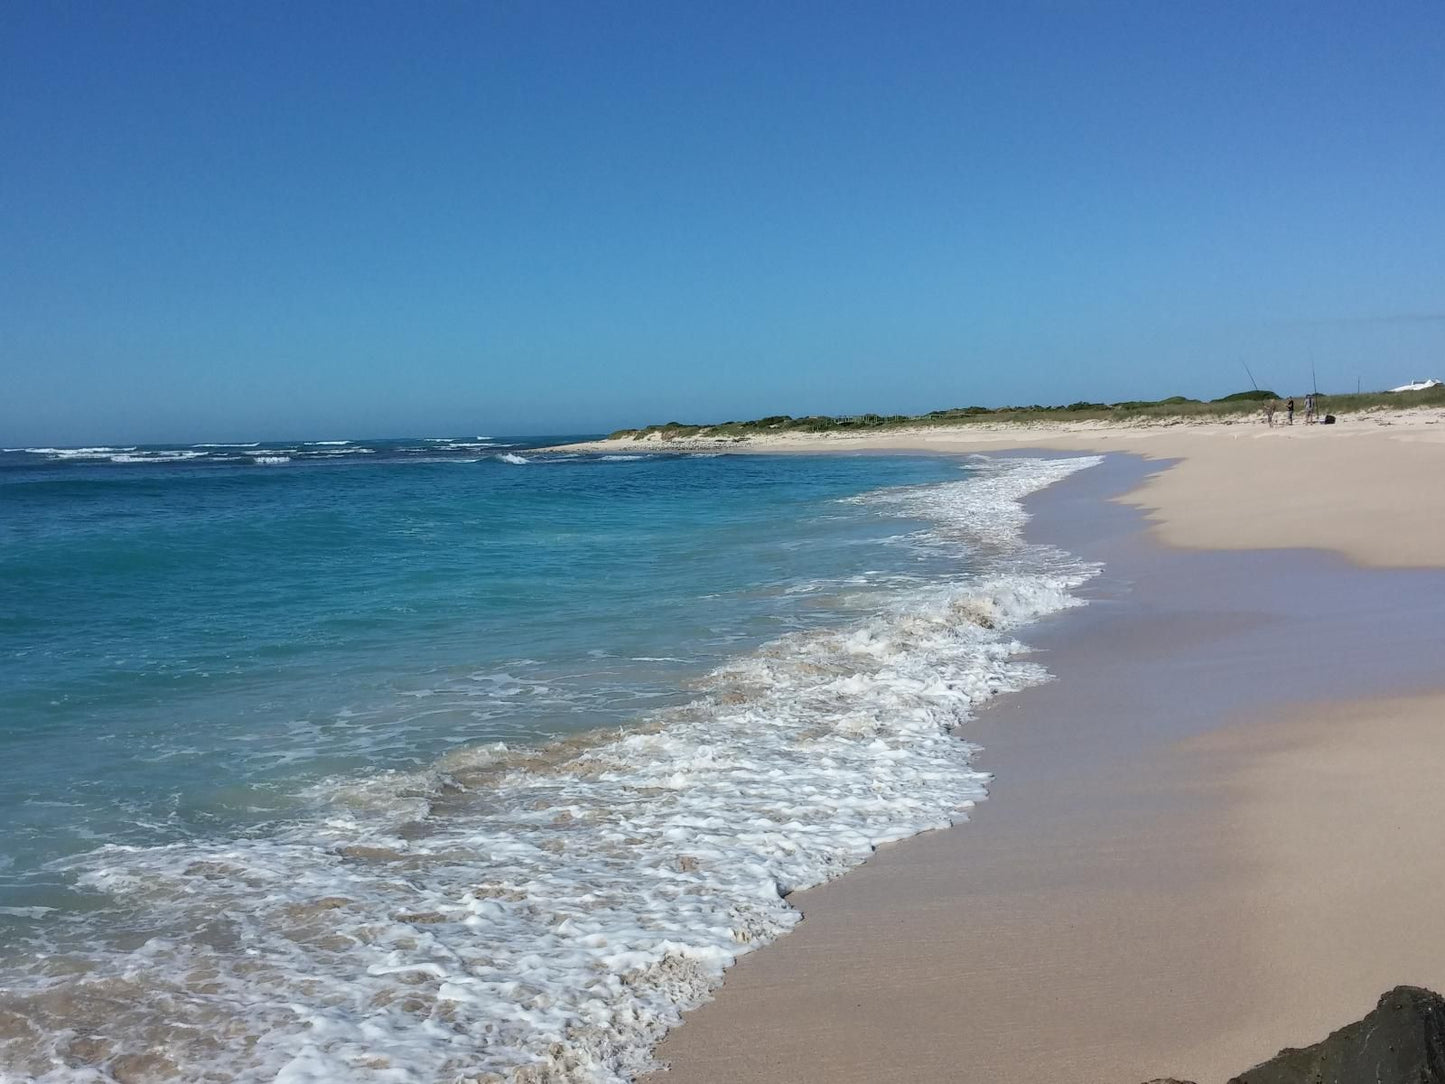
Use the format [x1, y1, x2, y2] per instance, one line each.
[1212, 389, 1278, 403]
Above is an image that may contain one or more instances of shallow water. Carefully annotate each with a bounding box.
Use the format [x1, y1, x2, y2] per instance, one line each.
[0, 439, 1100, 1081]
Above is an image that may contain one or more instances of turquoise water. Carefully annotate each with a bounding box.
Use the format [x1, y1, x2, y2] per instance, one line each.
[0, 439, 1100, 1082]
[0, 441, 966, 905]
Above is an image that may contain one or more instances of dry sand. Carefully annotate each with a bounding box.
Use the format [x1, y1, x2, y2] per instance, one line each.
[621, 416, 1445, 1083]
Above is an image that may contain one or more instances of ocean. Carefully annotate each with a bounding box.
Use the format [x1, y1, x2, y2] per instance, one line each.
[0, 438, 1100, 1082]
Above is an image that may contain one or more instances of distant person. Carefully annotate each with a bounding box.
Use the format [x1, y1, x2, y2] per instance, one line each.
[1265, 399, 1276, 427]
[1286, 396, 1295, 424]
[1305, 392, 1316, 424]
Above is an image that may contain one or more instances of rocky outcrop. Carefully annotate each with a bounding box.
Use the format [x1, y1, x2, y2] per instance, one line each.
[1227, 986, 1445, 1084]
[1141, 986, 1445, 1084]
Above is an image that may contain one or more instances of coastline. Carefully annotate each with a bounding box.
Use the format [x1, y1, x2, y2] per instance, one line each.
[549, 406, 1445, 568]
[639, 442, 1445, 1082]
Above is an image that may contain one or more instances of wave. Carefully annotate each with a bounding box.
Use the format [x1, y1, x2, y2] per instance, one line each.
[18, 447, 137, 459]
[598, 454, 650, 462]
[498, 452, 530, 464]
[250, 455, 291, 465]
[107, 451, 207, 464]
[0, 455, 1101, 1082]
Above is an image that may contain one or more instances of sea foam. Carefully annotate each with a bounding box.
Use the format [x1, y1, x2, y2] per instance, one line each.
[0, 455, 1100, 1084]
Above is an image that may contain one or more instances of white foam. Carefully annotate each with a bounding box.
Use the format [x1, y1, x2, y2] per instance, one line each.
[108, 451, 207, 463]
[304, 441, 352, 446]
[0, 455, 1102, 1083]
[498, 452, 530, 464]
[23, 446, 136, 459]
[598, 454, 650, 462]
[250, 455, 292, 465]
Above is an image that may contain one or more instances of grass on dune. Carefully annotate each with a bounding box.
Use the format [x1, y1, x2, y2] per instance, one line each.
[608, 385, 1445, 441]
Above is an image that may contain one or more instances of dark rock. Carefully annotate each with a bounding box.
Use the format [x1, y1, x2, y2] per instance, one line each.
[1228, 986, 1445, 1084]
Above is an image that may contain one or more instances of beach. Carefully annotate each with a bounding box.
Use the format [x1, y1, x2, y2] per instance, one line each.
[4, 421, 1443, 1081]
[12, 1, 1445, 1079]
[557, 408, 1445, 567]
[548, 412, 1445, 1082]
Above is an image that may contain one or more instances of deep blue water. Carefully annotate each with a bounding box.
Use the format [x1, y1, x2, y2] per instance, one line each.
[0, 438, 968, 910]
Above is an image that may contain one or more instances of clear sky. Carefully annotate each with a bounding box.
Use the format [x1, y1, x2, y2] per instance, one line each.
[3, 1, 1444, 443]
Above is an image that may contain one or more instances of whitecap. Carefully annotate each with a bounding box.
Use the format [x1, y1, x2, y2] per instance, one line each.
[26, 446, 136, 459]
[108, 451, 207, 463]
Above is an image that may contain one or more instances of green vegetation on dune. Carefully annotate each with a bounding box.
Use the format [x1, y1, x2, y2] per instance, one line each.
[607, 385, 1445, 441]
[1213, 389, 1278, 402]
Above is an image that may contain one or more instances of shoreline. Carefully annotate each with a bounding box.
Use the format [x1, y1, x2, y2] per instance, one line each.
[641, 446, 1445, 1082]
[548, 406, 1445, 568]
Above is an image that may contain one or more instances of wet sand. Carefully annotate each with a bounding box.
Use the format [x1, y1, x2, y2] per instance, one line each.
[644, 453, 1445, 1083]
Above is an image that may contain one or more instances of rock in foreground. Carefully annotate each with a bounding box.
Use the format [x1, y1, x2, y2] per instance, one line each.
[1142, 986, 1445, 1084]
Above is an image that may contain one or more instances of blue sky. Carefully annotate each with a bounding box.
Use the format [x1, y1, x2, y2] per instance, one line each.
[3, 1, 1443, 442]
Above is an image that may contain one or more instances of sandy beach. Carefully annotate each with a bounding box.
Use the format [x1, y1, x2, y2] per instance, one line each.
[581, 413, 1445, 1082]
[558, 407, 1445, 568]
